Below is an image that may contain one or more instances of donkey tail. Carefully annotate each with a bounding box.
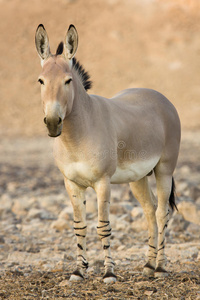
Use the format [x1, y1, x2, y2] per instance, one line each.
[169, 177, 178, 211]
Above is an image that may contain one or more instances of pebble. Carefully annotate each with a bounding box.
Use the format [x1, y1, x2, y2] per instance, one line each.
[168, 212, 190, 232]
[131, 215, 147, 231]
[12, 200, 29, 216]
[179, 166, 191, 175]
[0, 195, 12, 214]
[176, 181, 188, 193]
[116, 220, 129, 231]
[50, 219, 72, 231]
[59, 280, 72, 287]
[177, 201, 200, 225]
[186, 223, 200, 234]
[27, 208, 45, 219]
[131, 206, 143, 218]
[110, 204, 127, 215]
[0, 236, 5, 243]
[58, 207, 73, 220]
[196, 197, 200, 205]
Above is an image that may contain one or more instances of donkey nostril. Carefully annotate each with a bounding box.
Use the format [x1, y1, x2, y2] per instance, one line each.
[58, 117, 62, 125]
[44, 117, 47, 125]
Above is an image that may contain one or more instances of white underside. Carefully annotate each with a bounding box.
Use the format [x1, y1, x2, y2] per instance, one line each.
[110, 157, 159, 184]
[61, 156, 159, 186]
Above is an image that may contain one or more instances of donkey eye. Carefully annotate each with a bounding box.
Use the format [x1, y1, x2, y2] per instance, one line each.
[38, 78, 44, 85]
[65, 78, 72, 85]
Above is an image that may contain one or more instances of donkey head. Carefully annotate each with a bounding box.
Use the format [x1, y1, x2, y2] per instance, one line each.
[35, 24, 78, 137]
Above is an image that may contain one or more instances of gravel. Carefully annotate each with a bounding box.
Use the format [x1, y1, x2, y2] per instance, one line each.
[0, 131, 199, 299]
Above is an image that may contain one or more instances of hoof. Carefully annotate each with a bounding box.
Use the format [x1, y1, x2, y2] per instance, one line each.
[143, 264, 155, 277]
[103, 272, 117, 284]
[70, 269, 84, 282]
[155, 267, 168, 278]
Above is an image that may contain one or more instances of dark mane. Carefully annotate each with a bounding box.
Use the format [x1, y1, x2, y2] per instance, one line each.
[72, 57, 92, 91]
[56, 42, 64, 56]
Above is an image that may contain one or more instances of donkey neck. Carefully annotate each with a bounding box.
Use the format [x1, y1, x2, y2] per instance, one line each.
[60, 74, 92, 145]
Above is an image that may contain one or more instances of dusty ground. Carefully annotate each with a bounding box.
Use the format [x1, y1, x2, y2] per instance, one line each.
[0, 133, 199, 299]
[0, 0, 200, 299]
[0, 132, 200, 300]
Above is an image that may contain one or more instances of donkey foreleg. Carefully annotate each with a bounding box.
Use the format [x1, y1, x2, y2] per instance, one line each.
[64, 179, 88, 281]
[95, 178, 116, 283]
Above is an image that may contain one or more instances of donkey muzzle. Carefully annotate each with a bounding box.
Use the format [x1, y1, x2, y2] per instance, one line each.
[44, 116, 63, 137]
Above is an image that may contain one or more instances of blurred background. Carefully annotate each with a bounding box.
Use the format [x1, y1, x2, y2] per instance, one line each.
[0, 0, 200, 137]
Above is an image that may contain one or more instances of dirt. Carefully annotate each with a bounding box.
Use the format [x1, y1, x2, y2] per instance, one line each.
[0, 134, 199, 299]
[0, 0, 200, 299]
[0, 269, 200, 299]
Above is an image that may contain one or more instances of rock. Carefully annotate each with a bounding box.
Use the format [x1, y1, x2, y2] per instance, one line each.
[59, 280, 72, 287]
[179, 166, 191, 175]
[177, 201, 200, 225]
[131, 215, 147, 231]
[189, 185, 200, 200]
[196, 197, 200, 205]
[26, 208, 54, 220]
[116, 220, 129, 231]
[109, 214, 117, 228]
[176, 181, 188, 197]
[168, 211, 190, 232]
[7, 182, 19, 192]
[110, 204, 127, 215]
[25, 244, 40, 253]
[20, 222, 42, 233]
[0, 236, 5, 243]
[49, 260, 64, 272]
[186, 223, 200, 235]
[131, 206, 143, 219]
[11, 199, 29, 216]
[117, 245, 126, 251]
[54, 245, 66, 251]
[51, 219, 72, 231]
[0, 195, 12, 215]
[119, 213, 132, 223]
[176, 181, 188, 193]
[197, 252, 200, 261]
[121, 201, 133, 212]
[7, 251, 30, 263]
[27, 208, 44, 219]
[58, 206, 73, 220]
[144, 290, 154, 296]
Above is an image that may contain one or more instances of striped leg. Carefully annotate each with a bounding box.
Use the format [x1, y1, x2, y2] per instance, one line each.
[129, 177, 158, 276]
[64, 179, 88, 281]
[95, 177, 116, 283]
[155, 174, 172, 277]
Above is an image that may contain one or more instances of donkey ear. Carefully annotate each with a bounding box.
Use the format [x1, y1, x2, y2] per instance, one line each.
[35, 24, 51, 65]
[64, 25, 78, 60]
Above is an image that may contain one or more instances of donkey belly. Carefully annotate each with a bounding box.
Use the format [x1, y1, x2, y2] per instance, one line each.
[110, 157, 159, 184]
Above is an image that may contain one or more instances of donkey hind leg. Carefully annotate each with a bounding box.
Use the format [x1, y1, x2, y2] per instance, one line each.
[95, 177, 116, 284]
[129, 177, 158, 277]
[64, 179, 88, 281]
[154, 173, 174, 278]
